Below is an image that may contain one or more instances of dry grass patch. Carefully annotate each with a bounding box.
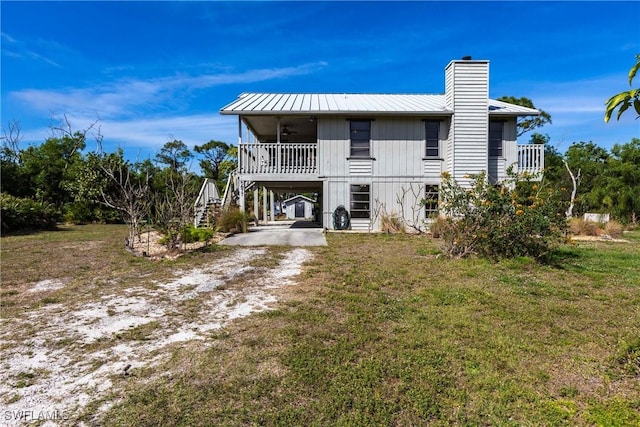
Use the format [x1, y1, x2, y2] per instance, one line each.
[2, 225, 639, 426]
[96, 231, 640, 426]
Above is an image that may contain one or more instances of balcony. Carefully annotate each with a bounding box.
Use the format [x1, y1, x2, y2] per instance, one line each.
[238, 142, 318, 176]
[517, 144, 544, 176]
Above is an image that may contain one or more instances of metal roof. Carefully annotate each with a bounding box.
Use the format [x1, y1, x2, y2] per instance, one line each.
[220, 93, 539, 116]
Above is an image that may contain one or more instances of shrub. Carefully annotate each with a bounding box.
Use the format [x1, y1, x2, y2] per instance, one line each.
[569, 218, 601, 236]
[381, 212, 405, 233]
[604, 220, 624, 238]
[435, 172, 567, 260]
[0, 193, 58, 235]
[217, 209, 249, 233]
[426, 216, 448, 239]
[181, 224, 215, 243]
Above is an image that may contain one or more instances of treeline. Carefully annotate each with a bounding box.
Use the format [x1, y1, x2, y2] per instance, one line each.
[1, 120, 638, 236]
[0, 120, 237, 238]
[538, 134, 640, 224]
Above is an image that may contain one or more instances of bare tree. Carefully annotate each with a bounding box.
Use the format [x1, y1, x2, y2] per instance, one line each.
[153, 169, 197, 250]
[396, 184, 426, 233]
[562, 159, 581, 218]
[93, 154, 150, 249]
[1, 119, 23, 162]
[49, 114, 102, 159]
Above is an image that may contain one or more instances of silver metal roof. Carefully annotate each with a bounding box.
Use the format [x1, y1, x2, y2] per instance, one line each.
[220, 93, 539, 116]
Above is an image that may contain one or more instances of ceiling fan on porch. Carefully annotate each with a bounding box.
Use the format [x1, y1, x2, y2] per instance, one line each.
[281, 125, 297, 136]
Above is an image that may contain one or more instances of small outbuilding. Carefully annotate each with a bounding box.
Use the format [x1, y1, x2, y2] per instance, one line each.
[283, 195, 315, 220]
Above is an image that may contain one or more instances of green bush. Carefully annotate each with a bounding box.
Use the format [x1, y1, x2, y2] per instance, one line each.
[434, 172, 567, 260]
[62, 202, 121, 225]
[217, 209, 249, 233]
[181, 224, 215, 243]
[1, 193, 58, 234]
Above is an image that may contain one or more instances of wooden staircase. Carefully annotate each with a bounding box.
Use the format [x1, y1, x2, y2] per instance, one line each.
[194, 172, 256, 227]
[193, 178, 221, 227]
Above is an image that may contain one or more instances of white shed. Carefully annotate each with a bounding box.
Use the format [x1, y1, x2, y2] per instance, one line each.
[283, 195, 315, 219]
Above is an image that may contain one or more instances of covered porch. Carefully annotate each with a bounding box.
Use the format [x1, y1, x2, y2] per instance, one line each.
[235, 113, 320, 178]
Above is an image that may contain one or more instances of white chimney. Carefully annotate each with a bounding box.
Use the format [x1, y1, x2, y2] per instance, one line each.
[444, 59, 490, 185]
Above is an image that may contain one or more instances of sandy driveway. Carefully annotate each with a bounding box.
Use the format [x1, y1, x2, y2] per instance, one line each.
[0, 247, 312, 426]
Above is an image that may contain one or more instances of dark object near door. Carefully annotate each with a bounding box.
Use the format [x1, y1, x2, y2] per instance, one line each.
[333, 205, 350, 230]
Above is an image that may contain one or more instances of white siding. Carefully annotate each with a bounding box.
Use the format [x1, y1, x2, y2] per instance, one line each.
[444, 60, 489, 186]
[424, 159, 443, 176]
[349, 160, 373, 175]
[502, 120, 519, 176]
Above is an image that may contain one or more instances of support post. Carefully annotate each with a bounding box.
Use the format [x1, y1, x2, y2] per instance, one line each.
[262, 186, 268, 224]
[270, 190, 275, 222]
[238, 180, 246, 213]
[253, 188, 259, 224]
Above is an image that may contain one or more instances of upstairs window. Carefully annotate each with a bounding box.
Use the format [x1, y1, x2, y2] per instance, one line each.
[424, 185, 439, 217]
[489, 121, 504, 157]
[425, 121, 440, 158]
[350, 120, 371, 157]
[350, 184, 371, 218]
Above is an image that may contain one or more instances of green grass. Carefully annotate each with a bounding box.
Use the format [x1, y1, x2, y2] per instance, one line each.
[3, 226, 639, 425]
[93, 231, 640, 426]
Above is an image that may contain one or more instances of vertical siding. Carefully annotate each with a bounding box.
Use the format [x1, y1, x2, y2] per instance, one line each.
[444, 60, 489, 186]
[372, 117, 424, 177]
[502, 120, 518, 177]
[318, 115, 448, 230]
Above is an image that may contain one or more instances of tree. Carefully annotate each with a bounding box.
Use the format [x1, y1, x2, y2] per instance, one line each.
[152, 140, 199, 249]
[155, 139, 193, 172]
[21, 133, 87, 209]
[564, 141, 610, 217]
[497, 96, 552, 137]
[1, 120, 28, 197]
[73, 150, 150, 247]
[194, 140, 230, 182]
[605, 54, 640, 122]
[603, 139, 640, 223]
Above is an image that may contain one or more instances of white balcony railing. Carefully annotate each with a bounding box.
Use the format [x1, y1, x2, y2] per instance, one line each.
[238, 143, 318, 175]
[517, 144, 544, 175]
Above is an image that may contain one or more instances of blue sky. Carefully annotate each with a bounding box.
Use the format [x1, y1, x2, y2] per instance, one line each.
[2, 1, 639, 164]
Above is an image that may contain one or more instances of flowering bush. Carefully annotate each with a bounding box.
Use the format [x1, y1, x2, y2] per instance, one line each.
[434, 171, 567, 260]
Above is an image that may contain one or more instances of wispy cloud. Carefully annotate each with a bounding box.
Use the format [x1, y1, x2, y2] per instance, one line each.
[1, 32, 60, 67]
[11, 62, 328, 118]
[22, 113, 239, 158]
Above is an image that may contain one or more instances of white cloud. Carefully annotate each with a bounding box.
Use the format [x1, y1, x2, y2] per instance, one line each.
[21, 113, 239, 161]
[10, 62, 328, 119]
[1, 32, 60, 67]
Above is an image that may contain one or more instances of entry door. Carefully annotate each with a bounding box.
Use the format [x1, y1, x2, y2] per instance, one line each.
[295, 201, 305, 218]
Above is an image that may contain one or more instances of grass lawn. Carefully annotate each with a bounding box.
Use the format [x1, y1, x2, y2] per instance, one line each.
[2, 225, 639, 425]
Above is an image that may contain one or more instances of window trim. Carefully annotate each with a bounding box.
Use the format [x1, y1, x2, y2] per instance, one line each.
[424, 184, 439, 217]
[489, 121, 504, 158]
[349, 119, 372, 158]
[350, 184, 371, 219]
[424, 120, 441, 159]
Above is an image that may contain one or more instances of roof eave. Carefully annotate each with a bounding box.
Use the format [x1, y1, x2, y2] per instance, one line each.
[220, 110, 454, 116]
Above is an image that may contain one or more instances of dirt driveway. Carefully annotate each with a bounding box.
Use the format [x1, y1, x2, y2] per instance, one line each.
[0, 246, 312, 426]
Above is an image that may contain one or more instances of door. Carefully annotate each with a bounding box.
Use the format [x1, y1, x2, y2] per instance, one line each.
[295, 201, 305, 218]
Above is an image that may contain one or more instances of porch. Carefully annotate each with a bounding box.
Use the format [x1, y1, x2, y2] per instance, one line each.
[238, 142, 318, 175]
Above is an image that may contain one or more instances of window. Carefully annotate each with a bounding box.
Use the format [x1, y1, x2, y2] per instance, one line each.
[350, 184, 370, 218]
[350, 120, 371, 157]
[424, 185, 439, 217]
[489, 121, 504, 157]
[425, 121, 440, 157]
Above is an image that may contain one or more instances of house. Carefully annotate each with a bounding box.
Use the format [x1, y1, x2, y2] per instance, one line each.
[197, 58, 544, 231]
[282, 195, 316, 220]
